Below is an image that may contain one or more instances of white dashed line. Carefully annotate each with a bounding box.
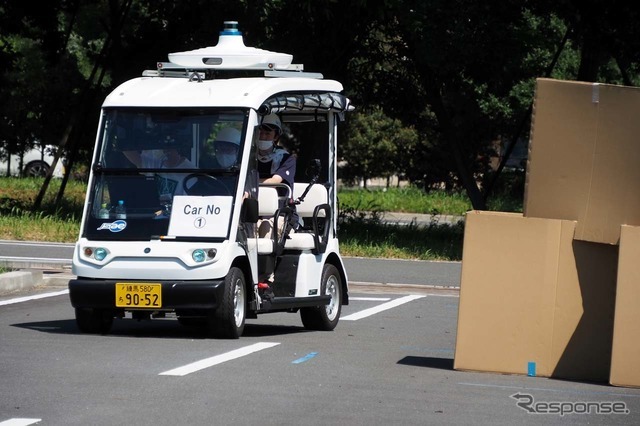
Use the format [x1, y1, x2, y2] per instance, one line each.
[349, 296, 391, 301]
[0, 290, 69, 307]
[0, 419, 42, 426]
[341, 294, 426, 321]
[159, 342, 281, 376]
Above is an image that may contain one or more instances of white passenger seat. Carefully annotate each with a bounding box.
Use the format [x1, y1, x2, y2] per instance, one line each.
[285, 182, 330, 253]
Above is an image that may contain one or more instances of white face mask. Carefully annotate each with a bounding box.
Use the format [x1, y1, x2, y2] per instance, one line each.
[257, 139, 273, 151]
[217, 153, 236, 168]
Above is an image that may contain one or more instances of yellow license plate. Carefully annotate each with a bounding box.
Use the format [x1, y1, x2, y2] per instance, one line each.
[115, 283, 162, 308]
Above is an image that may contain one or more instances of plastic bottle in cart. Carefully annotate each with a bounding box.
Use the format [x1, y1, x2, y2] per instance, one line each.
[115, 200, 126, 219]
[98, 203, 110, 219]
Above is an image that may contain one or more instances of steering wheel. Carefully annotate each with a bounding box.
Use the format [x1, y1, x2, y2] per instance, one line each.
[182, 173, 230, 196]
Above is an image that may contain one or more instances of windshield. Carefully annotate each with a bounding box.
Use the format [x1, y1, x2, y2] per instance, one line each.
[83, 108, 248, 241]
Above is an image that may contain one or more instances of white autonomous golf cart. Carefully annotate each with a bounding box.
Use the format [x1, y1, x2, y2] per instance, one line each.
[69, 21, 353, 338]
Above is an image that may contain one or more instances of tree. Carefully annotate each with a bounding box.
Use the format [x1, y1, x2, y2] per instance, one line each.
[341, 107, 418, 188]
[4, 0, 640, 213]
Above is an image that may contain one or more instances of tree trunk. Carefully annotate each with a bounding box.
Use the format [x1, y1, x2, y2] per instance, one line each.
[420, 74, 486, 210]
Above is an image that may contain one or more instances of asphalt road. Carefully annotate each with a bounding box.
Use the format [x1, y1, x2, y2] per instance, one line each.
[2, 284, 639, 425]
[1, 241, 639, 424]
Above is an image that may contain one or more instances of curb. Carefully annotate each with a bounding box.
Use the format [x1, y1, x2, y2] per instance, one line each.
[0, 269, 73, 296]
[0, 270, 44, 294]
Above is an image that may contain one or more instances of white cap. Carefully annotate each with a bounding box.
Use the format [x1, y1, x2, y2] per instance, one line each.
[261, 114, 282, 133]
[216, 127, 241, 145]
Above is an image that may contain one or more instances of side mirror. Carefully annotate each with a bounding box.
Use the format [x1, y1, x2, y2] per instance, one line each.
[241, 197, 258, 223]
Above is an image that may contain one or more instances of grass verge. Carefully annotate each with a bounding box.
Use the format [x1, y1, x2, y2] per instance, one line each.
[0, 178, 522, 261]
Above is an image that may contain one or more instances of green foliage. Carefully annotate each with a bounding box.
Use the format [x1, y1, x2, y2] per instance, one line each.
[338, 186, 473, 216]
[339, 220, 465, 261]
[341, 107, 418, 187]
[337, 195, 465, 261]
[484, 169, 525, 213]
[0, 177, 84, 220]
[3, 1, 640, 213]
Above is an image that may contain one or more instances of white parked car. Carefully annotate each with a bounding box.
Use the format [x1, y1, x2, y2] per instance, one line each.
[0, 145, 65, 178]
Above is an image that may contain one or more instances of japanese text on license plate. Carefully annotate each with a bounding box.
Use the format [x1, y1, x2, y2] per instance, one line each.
[116, 283, 162, 308]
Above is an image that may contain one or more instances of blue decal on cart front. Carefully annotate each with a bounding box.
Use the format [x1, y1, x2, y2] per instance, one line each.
[97, 220, 127, 232]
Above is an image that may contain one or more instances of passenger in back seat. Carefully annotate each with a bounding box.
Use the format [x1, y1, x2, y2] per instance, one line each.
[256, 113, 299, 237]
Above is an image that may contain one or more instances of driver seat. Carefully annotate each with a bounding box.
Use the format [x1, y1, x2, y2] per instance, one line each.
[256, 187, 280, 254]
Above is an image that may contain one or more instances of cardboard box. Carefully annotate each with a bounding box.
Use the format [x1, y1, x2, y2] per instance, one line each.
[524, 78, 640, 245]
[454, 211, 617, 382]
[610, 225, 640, 388]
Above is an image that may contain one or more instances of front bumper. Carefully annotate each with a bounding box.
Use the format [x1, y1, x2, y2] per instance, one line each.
[69, 278, 225, 310]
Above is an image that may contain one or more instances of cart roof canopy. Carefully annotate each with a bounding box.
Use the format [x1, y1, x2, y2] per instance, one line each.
[103, 76, 348, 112]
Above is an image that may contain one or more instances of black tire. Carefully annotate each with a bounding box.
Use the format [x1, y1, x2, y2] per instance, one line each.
[75, 308, 113, 334]
[23, 161, 50, 177]
[209, 267, 246, 339]
[300, 263, 342, 331]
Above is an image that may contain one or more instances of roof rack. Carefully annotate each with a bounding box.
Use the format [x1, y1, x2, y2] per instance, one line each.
[142, 62, 322, 79]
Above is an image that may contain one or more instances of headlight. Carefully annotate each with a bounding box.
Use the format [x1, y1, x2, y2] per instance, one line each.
[191, 248, 217, 263]
[94, 247, 108, 261]
[192, 249, 206, 263]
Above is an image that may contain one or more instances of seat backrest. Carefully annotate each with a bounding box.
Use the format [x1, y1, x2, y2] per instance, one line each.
[293, 183, 328, 217]
[258, 187, 279, 217]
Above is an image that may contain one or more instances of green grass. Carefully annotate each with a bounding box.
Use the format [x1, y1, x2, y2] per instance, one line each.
[0, 177, 84, 242]
[338, 218, 464, 261]
[338, 186, 472, 216]
[0, 177, 523, 261]
[336, 183, 523, 261]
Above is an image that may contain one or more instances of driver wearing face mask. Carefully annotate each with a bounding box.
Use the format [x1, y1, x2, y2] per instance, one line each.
[214, 127, 241, 168]
[256, 113, 298, 238]
[257, 114, 296, 191]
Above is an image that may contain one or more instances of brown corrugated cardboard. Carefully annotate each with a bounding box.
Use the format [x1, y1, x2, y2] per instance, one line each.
[454, 211, 617, 382]
[610, 225, 640, 388]
[524, 78, 640, 245]
[454, 211, 561, 377]
[551, 239, 617, 381]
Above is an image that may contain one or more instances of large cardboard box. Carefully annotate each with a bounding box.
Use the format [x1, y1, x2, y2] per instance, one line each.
[454, 211, 617, 381]
[610, 225, 640, 388]
[524, 78, 640, 245]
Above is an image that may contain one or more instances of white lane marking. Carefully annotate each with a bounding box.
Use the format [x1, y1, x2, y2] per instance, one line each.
[0, 419, 42, 426]
[341, 294, 426, 321]
[0, 290, 69, 307]
[350, 297, 391, 301]
[159, 342, 281, 376]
